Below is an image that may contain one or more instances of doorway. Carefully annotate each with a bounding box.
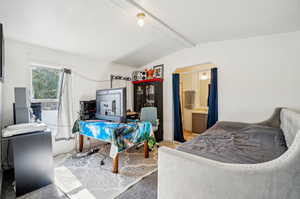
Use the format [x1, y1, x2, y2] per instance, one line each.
[175, 64, 215, 141]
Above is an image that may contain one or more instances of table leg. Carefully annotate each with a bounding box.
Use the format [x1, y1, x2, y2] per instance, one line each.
[79, 134, 84, 152]
[112, 153, 119, 174]
[144, 140, 149, 158]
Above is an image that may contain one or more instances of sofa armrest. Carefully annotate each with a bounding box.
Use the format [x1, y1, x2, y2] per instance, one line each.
[158, 141, 300, 199]
[255, 107, 283, 128]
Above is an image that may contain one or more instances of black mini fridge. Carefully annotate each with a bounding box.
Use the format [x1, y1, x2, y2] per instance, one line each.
[8, 130, 54, 197]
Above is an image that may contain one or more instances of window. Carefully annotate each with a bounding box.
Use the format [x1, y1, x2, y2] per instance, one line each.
[31, 65, 62, 136]
[31, 66, 61, 101]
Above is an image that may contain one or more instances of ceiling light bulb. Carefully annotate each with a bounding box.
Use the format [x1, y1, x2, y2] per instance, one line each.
[137, 18, 144, 27]
[200, 73, 209, 80]
[136, 13, 146, 27]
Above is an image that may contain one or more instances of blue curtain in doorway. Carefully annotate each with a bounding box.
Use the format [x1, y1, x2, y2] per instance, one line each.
[207, 68, 218, 128]
[173, 73, 185, 142]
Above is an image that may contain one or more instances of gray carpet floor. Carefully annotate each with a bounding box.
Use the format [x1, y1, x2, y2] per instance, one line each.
[116, 171, 157, 199]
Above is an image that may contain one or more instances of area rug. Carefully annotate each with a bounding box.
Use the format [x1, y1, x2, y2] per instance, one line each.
[115, 141, 181, 199]
[18, 142, 179, 199]
[116, 171, 158, 199]
[54, 144, 157, 199]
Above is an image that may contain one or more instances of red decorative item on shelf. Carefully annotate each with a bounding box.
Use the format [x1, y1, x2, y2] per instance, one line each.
[146, 69, 155, 79]
[132, 78, 164, 84]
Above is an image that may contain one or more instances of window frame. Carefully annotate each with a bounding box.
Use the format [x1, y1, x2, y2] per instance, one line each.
[30, 63, 63, 103]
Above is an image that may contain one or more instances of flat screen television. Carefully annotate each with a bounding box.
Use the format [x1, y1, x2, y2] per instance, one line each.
[0, 23, 3, 81]
[95, 88, 126, 123]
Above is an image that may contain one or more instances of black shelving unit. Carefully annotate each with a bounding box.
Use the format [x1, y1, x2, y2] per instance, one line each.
[133, 79, 163, 142]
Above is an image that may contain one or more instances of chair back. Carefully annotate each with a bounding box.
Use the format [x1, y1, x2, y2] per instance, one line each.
[140, 107, 157, 123]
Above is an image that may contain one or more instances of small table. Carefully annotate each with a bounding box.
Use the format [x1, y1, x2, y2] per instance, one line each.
[79, 120, 153, 173]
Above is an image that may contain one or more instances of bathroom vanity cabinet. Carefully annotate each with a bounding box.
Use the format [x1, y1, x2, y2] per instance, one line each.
[192, 112, 208, 134]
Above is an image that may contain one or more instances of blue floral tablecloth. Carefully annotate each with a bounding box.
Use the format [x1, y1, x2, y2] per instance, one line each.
[79, 120, 154, 157]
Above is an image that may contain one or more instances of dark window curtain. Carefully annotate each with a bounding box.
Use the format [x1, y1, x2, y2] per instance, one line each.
[207, 68, 218, 128]
[173, 73, 185, 142]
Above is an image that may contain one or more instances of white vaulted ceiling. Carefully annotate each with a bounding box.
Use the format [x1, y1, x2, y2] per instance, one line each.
[137, 0, 300, 44]
[0, 0, 300, 67]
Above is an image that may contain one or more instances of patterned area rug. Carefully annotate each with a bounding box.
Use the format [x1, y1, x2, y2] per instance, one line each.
[19, 144, 157, 199]
[56, 144, 157, 199]
[18, 141, 180, 199]
[116, 171, 158, 199]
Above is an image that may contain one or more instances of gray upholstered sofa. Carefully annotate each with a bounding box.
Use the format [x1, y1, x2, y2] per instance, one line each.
[158, 108, 300, 199]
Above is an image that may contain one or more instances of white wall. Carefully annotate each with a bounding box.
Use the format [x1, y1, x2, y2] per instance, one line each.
[141, 31, 300, 141]
[3, 38, 135, 155]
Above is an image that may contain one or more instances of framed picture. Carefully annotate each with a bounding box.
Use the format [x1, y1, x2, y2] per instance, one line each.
[132, 71, 146, 81]
[153, 64, 164, 79]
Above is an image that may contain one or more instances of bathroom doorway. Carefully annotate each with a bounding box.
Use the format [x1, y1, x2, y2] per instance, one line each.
[175, 64, 214, 141]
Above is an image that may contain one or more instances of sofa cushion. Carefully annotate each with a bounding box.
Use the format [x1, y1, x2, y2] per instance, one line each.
[280, 108, 300, 147]
[177, 121, 287, 164]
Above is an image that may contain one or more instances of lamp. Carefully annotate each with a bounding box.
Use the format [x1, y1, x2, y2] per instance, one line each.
[136, 13, 146, 27]
[200, 72, 209, 80]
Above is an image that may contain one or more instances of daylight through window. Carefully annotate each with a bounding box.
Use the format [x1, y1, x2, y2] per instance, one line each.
[31, 66, 61, 101]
